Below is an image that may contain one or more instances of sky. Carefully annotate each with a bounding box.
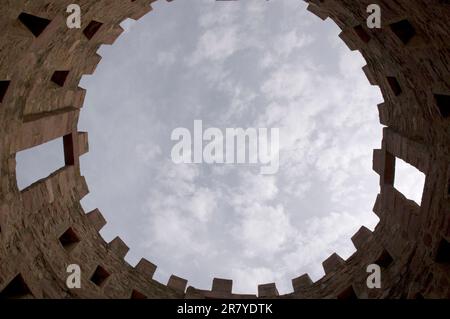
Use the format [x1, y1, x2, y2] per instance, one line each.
[16, 0, 426, 295]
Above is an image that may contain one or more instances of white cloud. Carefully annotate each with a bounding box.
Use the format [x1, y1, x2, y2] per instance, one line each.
[231, 265, 276, 295]
[156, 49, 177, 67]
[261, 31, 314, 69]
[135, 143, 162, 163]
[281, 210, 375, 281]
[261, 64, 312, 101]
[187, 187, 218, 222]
[190, 27, 239, 64]
[229, 172, 279, 207]
[77, 0, 385, 294]
[232, 203, 292, 258]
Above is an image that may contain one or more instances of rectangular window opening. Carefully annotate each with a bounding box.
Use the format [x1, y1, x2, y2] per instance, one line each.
[394, 157, 425, 205]
[90, 266, 110, 287]
[389, 19, 416, 45]
[0, 274, 33, 299]
[16, 138, 65, 191]
[51, 71, 70, 87]
[59, 227, 80, 252]
[83, 21, 103, 40]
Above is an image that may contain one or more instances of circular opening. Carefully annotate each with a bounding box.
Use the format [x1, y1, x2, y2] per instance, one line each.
[79, 0, 382, 294]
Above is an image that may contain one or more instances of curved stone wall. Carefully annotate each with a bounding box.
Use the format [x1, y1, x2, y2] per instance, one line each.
[0, 0, 449, 299]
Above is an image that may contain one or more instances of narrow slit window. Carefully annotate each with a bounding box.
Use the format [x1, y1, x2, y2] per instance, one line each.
[447, 175, 450, 198]
[63, 133, 76, 166]
[434, 94, 450, 118]
[435, 238, 450, 263]
[0, 81, 11, 103]
[16, 138, 65, 191]
[394, 158, 425, 205]
[18, 13, 51, 37]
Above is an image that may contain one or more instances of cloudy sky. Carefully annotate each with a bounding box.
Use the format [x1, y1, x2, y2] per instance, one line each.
[16, 0, 426, 295]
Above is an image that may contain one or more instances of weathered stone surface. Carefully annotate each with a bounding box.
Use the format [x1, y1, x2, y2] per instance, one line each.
[135, 258, 157, 279]
[167, 275, 188, 293]
[212, 278, 233, 294]
[322, 253, 345, 275]
[351, 226, 373, 250]
[258, 283, 279, 298]
[292, 274, 313, 292]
